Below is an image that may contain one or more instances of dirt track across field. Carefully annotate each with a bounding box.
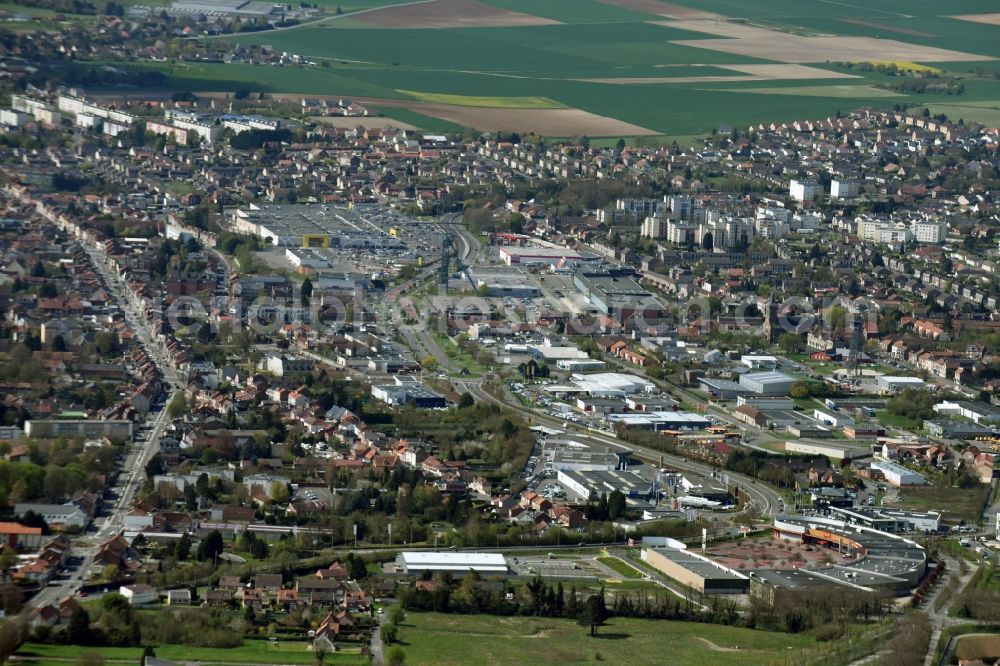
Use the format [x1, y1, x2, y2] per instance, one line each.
[838, 18, 939, 38]
[352, 0, 560, 28]
[355, 97, 659, 135]
[696, 637, 741, 653]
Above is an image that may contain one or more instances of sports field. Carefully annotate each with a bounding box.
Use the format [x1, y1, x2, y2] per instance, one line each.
[395, 612, 825, 665]
[163, 0, 1000, 137]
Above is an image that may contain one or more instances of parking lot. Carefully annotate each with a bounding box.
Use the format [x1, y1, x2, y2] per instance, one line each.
[241, 202, 447, 279]
[509, 556, 604, 579]
[522, 445, 572, 500]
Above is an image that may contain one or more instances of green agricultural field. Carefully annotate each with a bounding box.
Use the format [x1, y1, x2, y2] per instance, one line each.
[17, 641, 367, 665]
[232, 21, 761, 74]
[367, 106, 466, 132]
[152, 61, 912, 135]
[395, 612, 823, 665]
[920, 101, 1000, 127]
[319, 0, 412, 9]
[143, 0, 1000, 137]
[482, 0, 663, 24]
[399, 91, 566, 108]
[769, 15, 1000, 62]
[17, 644, 144, 661]
[707, 84, 903, 98]
[0, 1, 99, 29]
[0, 2, 62, 17]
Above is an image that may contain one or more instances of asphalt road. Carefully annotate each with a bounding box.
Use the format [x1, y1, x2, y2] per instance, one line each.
[27, 243, 187, 609]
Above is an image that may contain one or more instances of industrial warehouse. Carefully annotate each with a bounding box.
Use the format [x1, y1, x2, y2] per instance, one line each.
[606, 411, 712, 431]
[557, 468, 654, 500]
[133, 0, 286, 20]
[395, 552, 509, 576]
[641, 545, 750, 595]
[541, 438, 629, 472]
[638, 515, 928, 598]
[572, 267, 668, 319]
[768, 515, 928, 593]
[827, 507, 942, 534]
[738, 371, 796, 396]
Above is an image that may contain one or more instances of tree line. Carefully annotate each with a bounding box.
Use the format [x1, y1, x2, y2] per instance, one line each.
[396, 570, 886, 638]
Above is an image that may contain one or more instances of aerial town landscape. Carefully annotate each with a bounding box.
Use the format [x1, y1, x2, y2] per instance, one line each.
[0, 0, 1000, 665]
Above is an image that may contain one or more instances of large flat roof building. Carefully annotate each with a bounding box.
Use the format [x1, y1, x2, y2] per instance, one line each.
[641, 546, 749, 595]
[932, 400, 1000, 424]
[464, 267, 539, 297]
[542, 438, 625, 472]
[870, 458, 926, 487]
[828, 507, 941, 534]
[876, 376, 926, 393]
[24, 419, 133, 441]
[924, 420, 996, 439]
[371, 377, 446, 409]
[570, 372, 656, 396]
[161, 0, 284, 19]
[498, 246, 586, 266]
[770, 515, 928, 592]
[231, 203, 410, 250]
[739, 371, 795, 396]
[698, 377, 751, 400]
[557, 468, 653, 499]
[572, 267, 667, 319]
[785, 440, 869, 461]
[605, 411, 711, 431]
[531, 343, 590, 362]
[396, 551, 508, 575]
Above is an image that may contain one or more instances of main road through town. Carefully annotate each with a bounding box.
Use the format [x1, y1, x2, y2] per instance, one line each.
[28, 242, 187, 610]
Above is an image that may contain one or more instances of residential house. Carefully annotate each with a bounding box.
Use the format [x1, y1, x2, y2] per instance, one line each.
[296, 578, 341, 605]
[166, 589, 192, 605]
[316, 562, 349, 581]
[120, 584, 157, 605]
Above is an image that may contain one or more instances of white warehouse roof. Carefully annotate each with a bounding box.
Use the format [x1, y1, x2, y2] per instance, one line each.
[876, 376, 925, 386]
[570, 372, 655, 395]
[741, 370, 794, 385]
[397, 551, 508, 573]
